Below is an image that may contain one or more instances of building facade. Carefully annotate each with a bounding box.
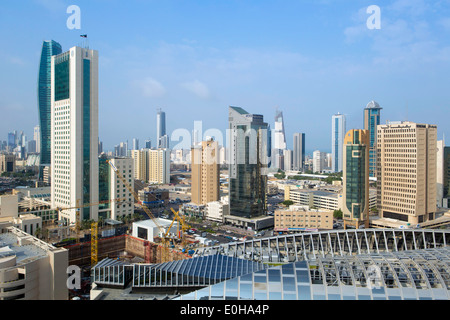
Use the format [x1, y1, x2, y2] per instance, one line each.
[274, 205, 333, 232]
[0, 154, 15, 174]
[342, 129, 370, 229]
[148, 149, 170, 184]
[191, 138, 220, 205]
[364, 101, 382, 178]
[50, 46, 99, 224]
[377, 121, 437, 225]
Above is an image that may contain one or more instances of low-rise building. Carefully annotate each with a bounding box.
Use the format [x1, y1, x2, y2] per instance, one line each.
[274, 205, 333, 232]
[0, 226, 68, 300]
[205, 196, 229, 223]
[132, 218, 178, 242]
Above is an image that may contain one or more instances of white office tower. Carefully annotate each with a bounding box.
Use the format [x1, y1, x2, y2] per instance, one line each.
[313, 150, 327, 173]
[34, 125, 41, 153]
[51, 46, 99, 225]
[283, 149, 293, 171]
[272, 109, 287, 169]
[331, 113, 346, 172]
[132, 138, 139, 151]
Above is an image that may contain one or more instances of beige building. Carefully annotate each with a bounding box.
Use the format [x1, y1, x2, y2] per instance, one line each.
[191, 139, 220, 205]
[274, 205, 333, 231]
[148, 149, 170, 184]
[0, 154, 15, 174]
[109, 157, 134, 220]
[376, 121, 437, 225]
[131, 149, 148, 181]
[0, 226, 68, 300]
[131, 149, 170, 184]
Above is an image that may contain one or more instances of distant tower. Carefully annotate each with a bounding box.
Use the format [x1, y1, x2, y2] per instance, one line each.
[38, 40, 62, 180]
[293, 133, 305, 171]
[156, 109, 166, 148]
[331, 113, 346, 172]
[364, 100, 382, 178]
[271, 109, 287, 169]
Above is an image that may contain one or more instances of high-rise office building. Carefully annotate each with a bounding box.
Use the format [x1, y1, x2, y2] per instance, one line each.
[364, 101, 382, 178]
[51, 46, 99, 224]
[98, 157, 135, 220]
[293, 133, 305, 171]
[283, 149, 293, 171]
[7, 132, 15, 150]
[377, 121, 437, 225]
[228, 106, 268, 218]
[38, 40, 62, 180]
[132, 138, 139, 151]
[144, 139, 152, 149]
[191, 138, 220, 205]
[332, 113, 346, 172]
[271, 110, 287, 169]
[156, 109, 166, 148]
[444, 146, 450, 208]
[312, 150, 327, 173]
[437, 139, 445, 207]
[343, 129, 370, 229]
[34, 125, 41, 154]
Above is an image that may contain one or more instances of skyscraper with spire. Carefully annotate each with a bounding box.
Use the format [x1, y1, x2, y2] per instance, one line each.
[364, 100, 382, 178]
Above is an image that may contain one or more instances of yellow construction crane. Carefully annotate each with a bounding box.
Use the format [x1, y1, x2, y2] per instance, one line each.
[170, 208, 190, 248]
[91, 221, 98, 266]
[107, 160, 172, 262]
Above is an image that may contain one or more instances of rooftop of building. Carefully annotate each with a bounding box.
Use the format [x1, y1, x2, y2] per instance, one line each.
[0, 227, 64, 266]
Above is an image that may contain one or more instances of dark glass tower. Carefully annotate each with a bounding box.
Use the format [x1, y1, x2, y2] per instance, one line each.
[343, 129, 370, 229]
[38, 40, 62, 180]
[228, 106, 268, 218]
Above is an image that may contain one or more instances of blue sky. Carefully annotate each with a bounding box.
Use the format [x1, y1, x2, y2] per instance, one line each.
[1, 0, 449, 153]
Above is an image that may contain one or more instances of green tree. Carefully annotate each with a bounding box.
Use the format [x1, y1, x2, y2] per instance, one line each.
[333, 209, 343, 219]
[282, 200, 294, 207]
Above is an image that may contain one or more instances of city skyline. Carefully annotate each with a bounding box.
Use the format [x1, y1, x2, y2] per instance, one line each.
[1, 1, 449, 154]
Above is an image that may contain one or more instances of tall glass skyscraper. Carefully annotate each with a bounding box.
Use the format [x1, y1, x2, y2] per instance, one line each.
[363, 101, 382, 178]
[228, 106, 268, 218]
[343, 129, 370, 229]
[331, 113, 346, 172]
[38, 40, 62, 180]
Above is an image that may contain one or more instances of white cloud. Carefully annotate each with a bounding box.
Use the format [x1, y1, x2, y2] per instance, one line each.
[181, 80, 211, 99]
[136, 77, 166, 98]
